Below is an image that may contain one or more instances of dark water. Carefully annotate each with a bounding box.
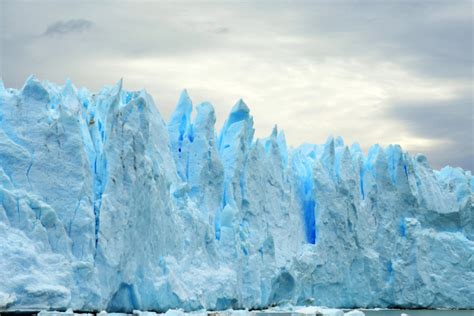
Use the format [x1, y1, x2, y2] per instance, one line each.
[363, 310, 474, 316]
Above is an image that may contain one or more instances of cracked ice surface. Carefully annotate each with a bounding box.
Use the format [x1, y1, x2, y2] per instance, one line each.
[0, 77, 473, 312]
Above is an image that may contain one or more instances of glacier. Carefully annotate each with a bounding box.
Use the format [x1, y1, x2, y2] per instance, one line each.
[0, 76, 473, 312]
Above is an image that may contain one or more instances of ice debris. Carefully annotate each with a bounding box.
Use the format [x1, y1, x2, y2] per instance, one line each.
[34, 308, 365, 316]
[0, 77, 473, 312]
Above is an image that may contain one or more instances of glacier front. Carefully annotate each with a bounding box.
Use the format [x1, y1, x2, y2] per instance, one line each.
[0, 77, 473, 312]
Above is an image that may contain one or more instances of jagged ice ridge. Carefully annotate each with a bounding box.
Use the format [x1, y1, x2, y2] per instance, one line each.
[0, 77, 473, 312]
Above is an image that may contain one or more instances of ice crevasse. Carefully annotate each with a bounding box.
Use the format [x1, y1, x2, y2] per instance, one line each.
[0, 77, 473, 312]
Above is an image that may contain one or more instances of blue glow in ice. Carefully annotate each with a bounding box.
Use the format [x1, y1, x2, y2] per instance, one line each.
[0, 78, 472, 312]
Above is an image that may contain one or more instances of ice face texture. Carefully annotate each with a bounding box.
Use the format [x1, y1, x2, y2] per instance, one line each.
[0, 77, 473, 312]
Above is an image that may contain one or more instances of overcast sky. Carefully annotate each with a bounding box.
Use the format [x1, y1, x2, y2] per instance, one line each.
[1, 1, 472, 170]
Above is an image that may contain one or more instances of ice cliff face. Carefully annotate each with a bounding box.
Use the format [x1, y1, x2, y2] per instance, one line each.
[0, 77, 473, 312]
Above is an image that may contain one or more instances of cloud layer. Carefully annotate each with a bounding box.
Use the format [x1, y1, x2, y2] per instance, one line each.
[43, 19, 93, 36]
[1, 1, 472, 170]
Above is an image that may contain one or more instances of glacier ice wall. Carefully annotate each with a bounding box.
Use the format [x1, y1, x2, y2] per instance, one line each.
[0, 77, 473, 312]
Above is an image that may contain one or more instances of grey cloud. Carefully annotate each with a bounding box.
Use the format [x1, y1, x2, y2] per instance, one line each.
[386, 93, 473, 170]
[292, 1, 473, 80]
[43, 19, 93, 36]
[425, 145, 473, 173]
[214, 27, 230, 34]
[387, 94, 472, 140]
